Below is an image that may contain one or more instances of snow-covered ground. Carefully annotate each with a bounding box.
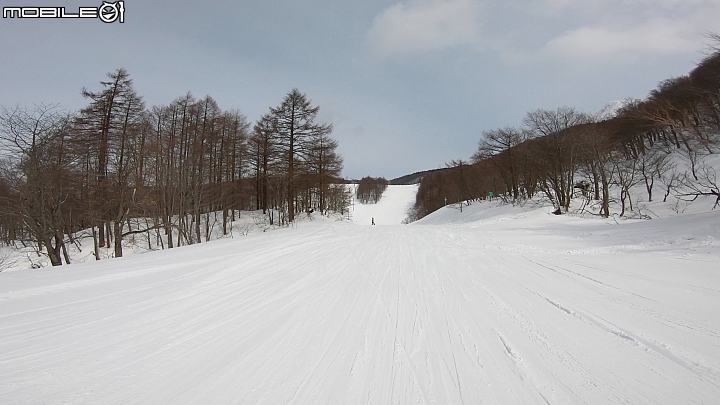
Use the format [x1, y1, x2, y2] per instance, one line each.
[0, 210, 290, 271]
[1, 186, 719, 404]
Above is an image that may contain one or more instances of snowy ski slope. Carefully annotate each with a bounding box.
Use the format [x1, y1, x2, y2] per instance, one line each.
[349, 184, 418, 225]
[1, 186, 719, 404]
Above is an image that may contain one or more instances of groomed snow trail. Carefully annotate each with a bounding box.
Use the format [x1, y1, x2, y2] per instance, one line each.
[1, 204, 720, 403]
[350, 184, 417, 225]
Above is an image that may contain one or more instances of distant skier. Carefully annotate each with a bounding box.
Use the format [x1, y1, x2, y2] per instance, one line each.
[371, 217, 375, 225]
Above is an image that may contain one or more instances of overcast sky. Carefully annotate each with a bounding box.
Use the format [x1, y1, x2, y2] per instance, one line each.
[2, 0, 719, 179]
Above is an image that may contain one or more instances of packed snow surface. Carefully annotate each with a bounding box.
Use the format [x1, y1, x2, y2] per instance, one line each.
[1, 186, 720, 404]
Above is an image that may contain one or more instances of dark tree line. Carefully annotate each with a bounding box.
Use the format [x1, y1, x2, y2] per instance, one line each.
[0, 69, 348, 265]
[410, 40, 720, 221]
[356, 176, 389, 204]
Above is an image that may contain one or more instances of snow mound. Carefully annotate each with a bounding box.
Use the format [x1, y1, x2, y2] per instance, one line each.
[415, 196, 720, 257]
[414, 199, 535, 226]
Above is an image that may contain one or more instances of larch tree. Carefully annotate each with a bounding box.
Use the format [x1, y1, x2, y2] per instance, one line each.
[270, 89, 332, 222]
[250, 112, 280, 217]
[307, 129, 343, 214]
[77, 68, 145, 257]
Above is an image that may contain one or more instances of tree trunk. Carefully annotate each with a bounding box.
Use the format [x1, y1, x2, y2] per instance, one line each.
[113, 221, 123, 258]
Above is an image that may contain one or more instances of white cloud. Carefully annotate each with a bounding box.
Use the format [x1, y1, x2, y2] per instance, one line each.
[543, 0, 709, 11]
[365, 0, 720, 64]
[541, 19, 697, 61]
[533, 0, 720, 64]
[366, 0, 483, 58]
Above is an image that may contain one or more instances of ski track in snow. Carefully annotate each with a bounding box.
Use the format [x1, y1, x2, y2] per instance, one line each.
[1, 187, 720, 404]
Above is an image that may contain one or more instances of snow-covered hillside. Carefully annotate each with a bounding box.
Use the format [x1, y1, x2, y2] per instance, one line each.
[595, 99, 636, 120]
[1, 187, 719, 404]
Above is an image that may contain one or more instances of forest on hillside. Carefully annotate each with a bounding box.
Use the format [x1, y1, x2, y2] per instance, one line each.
[0, 70, 349, 265]
[356, 176, 389, 204]
[409, 37, 720, 221]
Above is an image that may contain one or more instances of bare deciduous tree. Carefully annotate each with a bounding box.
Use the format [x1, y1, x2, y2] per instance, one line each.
[0, 104, 73, 265]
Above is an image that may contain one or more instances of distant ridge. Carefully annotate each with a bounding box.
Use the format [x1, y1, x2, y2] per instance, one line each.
[390, 169, 442, 185]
